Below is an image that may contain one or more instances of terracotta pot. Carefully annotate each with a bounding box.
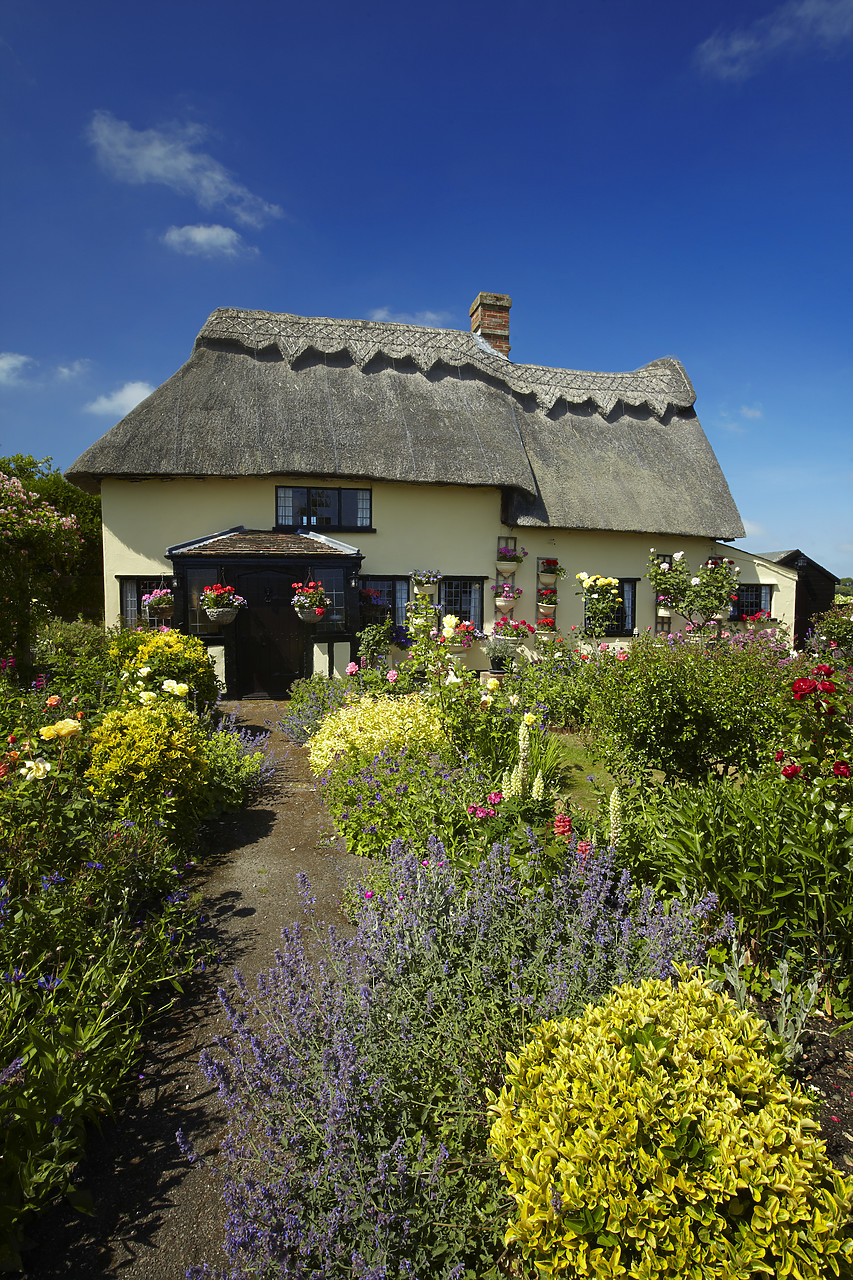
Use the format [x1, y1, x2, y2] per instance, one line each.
[205, 606, 238, 624]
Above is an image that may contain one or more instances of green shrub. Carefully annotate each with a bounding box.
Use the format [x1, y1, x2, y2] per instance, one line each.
[585, 632, 797, 781]
[204, 727, 269, 814]
[810, 597, 853, 655]
[512, 647, 595, 728]
[489, 972, 853, 1278]
[109, 629, 220, 711]
[86, 702, 211, 828]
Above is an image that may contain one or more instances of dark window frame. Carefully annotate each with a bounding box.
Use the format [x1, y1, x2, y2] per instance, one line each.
[275, 485, 373, 532]
[440, 578, 486, 630]
[118, 576, 166, 629]
[730, 583, 773, 621]
[603, 578, 639, 637]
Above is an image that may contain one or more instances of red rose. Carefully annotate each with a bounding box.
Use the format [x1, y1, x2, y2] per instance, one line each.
[812, 665, 834, 677]
[781, 764, 802, 780]
[791, 678, 818, 700]
[832, 762, 850, 778]
[818, 681, 836, 694]
[774, 750, 785, 762]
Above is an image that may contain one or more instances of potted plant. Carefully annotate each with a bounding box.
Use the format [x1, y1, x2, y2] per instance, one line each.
[200, 583, 247, 624]
[538, 558, 565, 586]
[496, 545, 527, 574]
[537, 586, 559, 616]
[142, 587, 174, 619]
[485, 617, 535, 669]
[291, 580, 330, 621]
[491, 582, 523, 612]
[410, 569, 442, 596]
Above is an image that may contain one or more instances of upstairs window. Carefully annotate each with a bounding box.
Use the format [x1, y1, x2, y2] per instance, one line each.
[276, 486, 372, 531]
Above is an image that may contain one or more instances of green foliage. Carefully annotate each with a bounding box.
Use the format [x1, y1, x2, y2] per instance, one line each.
[512, 647, 595, 728]
[489, 972, 853, 1278]
[87, 702, 212, 829]
[109, 628, 220, 711]
[574, 572, 622, 639]
[203, 727, 268, 815]
[31, 618, 119, 711]
[811, 597, 853, 655]
[356, 617, 394, 665]
[585, 632, 798, 781]
[0, 821, 205, 1268]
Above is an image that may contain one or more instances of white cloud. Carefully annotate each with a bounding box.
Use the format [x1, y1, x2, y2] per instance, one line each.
[88, 111, 283, 229]
[0, 353, 34, 385]
[740, 404, 763, 419]
[85, 380, 155, 417]
[161, 223, 255, 258]
[696, 0, 853, 79]
[741, 519, 767, 537]
[56, 359, 91, 380]
[367, 307, 453, 326]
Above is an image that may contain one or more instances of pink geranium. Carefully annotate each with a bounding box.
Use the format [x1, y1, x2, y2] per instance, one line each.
[387, 670, 398, 683]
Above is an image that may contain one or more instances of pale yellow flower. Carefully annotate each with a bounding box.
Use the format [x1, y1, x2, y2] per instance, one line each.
[509, 694, 520, 706]
[138, 691, 157, 704]
[486, 677, 500, 691]
[523, 712, 537, 726]
[39, 725, 59, 740]
[19, 757, 51, 781]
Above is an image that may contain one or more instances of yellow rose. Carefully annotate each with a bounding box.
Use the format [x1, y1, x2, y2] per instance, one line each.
[39, 725, 59, 740]
[53, 719, 82, 738]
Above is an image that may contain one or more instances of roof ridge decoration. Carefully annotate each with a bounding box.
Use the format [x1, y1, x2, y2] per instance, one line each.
[198, 308, 696, 419]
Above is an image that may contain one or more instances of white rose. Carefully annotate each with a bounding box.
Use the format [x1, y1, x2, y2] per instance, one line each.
[691, 577, 701, 585]
[673, 551, 684, 561]
[19, 757, 51, 782]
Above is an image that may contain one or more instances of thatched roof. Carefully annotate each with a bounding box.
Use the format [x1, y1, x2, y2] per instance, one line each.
[67, 307, 744, 538]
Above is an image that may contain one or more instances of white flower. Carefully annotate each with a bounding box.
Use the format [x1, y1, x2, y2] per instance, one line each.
[138, 691, 157, 704]
[576, 572, 588, 581]
[137, 666, 152, 678]
[673, 551, 684, 561]
[19, 757, 51, 782]
[659, 563, 669, 572]
[445, 671, 462, 685]
[691, 577, 701, 585]
[509, 694, 519, 706]
[161, 679, 189, 696]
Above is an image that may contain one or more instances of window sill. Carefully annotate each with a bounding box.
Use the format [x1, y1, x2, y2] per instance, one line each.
[275, 525, 376, 535]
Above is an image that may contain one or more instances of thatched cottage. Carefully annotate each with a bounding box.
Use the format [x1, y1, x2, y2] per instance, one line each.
[67, 293, 796, 696]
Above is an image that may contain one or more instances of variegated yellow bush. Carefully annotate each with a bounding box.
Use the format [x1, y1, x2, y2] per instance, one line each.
[307, 693, 447, 774]
[489, 972, 853, 1278]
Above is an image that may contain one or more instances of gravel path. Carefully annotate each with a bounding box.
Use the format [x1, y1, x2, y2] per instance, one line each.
[22, 704, 363, 1279]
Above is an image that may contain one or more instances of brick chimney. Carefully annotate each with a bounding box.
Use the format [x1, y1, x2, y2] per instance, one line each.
[469, 292, 511, 357]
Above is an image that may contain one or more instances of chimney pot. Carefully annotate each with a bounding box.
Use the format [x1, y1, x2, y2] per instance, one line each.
[469, 292, 511, 357]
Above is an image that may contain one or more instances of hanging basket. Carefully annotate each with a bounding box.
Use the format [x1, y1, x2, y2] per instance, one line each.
[413, 581, 437, 596]
[538, 572, 558, 586]
[205, 606, 238, 624]
[496, 560, 520, 576]
[147, 604, 174, 620]
[494, 598, 517, 613]
[297, 607, 322, 622]
[538, 604, 557, 617]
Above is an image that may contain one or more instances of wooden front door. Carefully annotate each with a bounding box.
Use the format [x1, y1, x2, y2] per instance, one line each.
[233, 566, 307, 698]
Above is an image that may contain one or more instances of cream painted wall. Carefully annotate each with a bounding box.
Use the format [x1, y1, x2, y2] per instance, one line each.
[100, 476, 797, 641]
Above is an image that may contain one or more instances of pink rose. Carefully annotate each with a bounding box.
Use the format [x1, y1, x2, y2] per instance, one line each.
[345, 662, 358, 675]
[387, 670, 398, 683]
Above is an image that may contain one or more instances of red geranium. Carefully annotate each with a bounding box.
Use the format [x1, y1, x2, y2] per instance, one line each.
[833, 762, 850, 778]
[781, 763, 802, 780]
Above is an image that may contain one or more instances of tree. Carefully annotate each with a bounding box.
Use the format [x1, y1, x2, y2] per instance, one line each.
[0, 467, 82, 673]
[0, 455, 103, 623]
[646, 550, 741, 632]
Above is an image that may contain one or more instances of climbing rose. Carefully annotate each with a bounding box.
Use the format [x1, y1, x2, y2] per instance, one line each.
[833, 762, 850, 778]
[781, 763, 802, 780]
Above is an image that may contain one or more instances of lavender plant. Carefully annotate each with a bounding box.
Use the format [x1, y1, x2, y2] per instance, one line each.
[189, 839, 730, 1280]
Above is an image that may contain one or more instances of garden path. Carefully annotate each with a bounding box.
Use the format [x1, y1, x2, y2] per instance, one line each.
[22, 703, 364, 1280]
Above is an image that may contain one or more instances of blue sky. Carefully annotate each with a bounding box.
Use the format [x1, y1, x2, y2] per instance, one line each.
[1, 0, 851, 574]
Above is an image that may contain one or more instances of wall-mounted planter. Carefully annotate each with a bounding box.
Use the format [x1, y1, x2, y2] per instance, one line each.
[496, 560, 520, 575]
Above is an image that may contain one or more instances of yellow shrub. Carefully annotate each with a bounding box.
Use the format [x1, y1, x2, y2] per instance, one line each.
[307, 694, 446, 774]
[489, 972, 853, 1278]
[110, 630, 220, 709]
[87, 701, 211, 827]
